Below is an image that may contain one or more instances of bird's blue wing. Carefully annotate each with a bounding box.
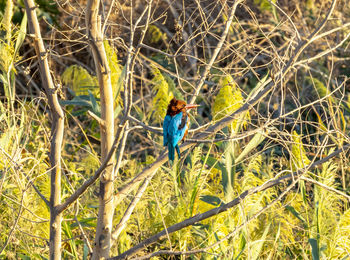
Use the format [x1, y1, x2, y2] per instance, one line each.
[168, 112, 188, 147]
[163, 115, 172, 146]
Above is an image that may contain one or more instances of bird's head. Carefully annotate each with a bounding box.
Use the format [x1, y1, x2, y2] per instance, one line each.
[166, 98, 199, 116]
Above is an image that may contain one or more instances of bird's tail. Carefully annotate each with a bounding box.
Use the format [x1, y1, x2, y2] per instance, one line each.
[175, 144, 181, 158]
[168, 143, 175, 161]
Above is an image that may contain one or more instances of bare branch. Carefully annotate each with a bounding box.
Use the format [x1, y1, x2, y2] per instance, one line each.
[112, 178, 151, 241]
[300, 176, 350, 201]
[56, 123, 127, 214]
[189, 0, 244, 104]
[24, 0, 65, 257]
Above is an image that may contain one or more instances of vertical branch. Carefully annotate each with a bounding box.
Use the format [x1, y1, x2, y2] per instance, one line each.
[23, 0, 65, 259]
[189, 0, 243, 104]
[111, 0, 153, 243]
[86, 0, 115, 258]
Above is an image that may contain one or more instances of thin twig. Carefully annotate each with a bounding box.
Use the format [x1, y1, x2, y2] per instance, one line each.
[56, 123, 127, 214]
[102, 0, 116, 33]
[300, 176, 350, 201]
[0, 192, 24, 255]
[112, 177, 152, 241]
[189, 0, 244, 104]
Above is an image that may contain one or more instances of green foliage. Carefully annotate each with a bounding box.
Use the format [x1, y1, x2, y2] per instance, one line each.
[151, 67, 178, 122]
[0, 2, 26, 105]
[212, 75, 249, 132]
[147, 25, 167, 44]
[0, 101, 51, 258]
[103, 40, 123, 105]
[291, 131, 310, 170]
[61, 65, 98, 96]
[61, 45, 123, 117]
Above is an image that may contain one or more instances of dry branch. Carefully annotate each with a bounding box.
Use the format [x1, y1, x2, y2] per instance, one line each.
[189, 0, 244, 104]
[23, 0, 65, 258]
[85, 0, 116, 257]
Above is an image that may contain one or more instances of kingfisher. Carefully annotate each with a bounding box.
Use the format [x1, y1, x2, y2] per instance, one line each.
[163, 98, 199, 161]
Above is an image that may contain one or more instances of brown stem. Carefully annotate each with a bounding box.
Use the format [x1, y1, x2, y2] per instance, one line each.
[23, 1, 65, 259]
[86, 0, 115, 258]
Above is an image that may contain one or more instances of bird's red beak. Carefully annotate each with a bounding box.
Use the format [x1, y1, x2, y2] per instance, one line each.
[185, 104, 200, 110]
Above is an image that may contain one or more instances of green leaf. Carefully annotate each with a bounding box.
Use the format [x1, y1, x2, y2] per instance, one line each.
[59, 99, 93, 108]
[88, 90, 100, 115]
[61, 65, 98, 96]
[212, 75, 248, 132]
[285, 205, 306, 224]
[200, 195, 224, 206]
[151, 67, 174, 122]
[62, 221, 78, 258]
[0, 74, 8, 85]
[309, 238, 320, 260]
[14, 12, 27, 57]
[114, 104, 122, 119]
[235, 130, 266, 164]
[251, 224, 271, 260]
[71, 217, 96, 228]
[83, 243, 89, 260]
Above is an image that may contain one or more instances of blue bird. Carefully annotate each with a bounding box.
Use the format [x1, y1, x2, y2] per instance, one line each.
[163, 98, 199, 161]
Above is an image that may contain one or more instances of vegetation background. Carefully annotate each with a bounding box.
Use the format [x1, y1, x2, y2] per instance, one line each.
[0, 0, 349, 259]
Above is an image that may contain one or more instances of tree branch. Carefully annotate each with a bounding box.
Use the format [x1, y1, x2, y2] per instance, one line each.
[56, 123, 127, 214]
[300, 176, 350, 201]
[189, 0, 244, 104]
[24, 0, 65, 258]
